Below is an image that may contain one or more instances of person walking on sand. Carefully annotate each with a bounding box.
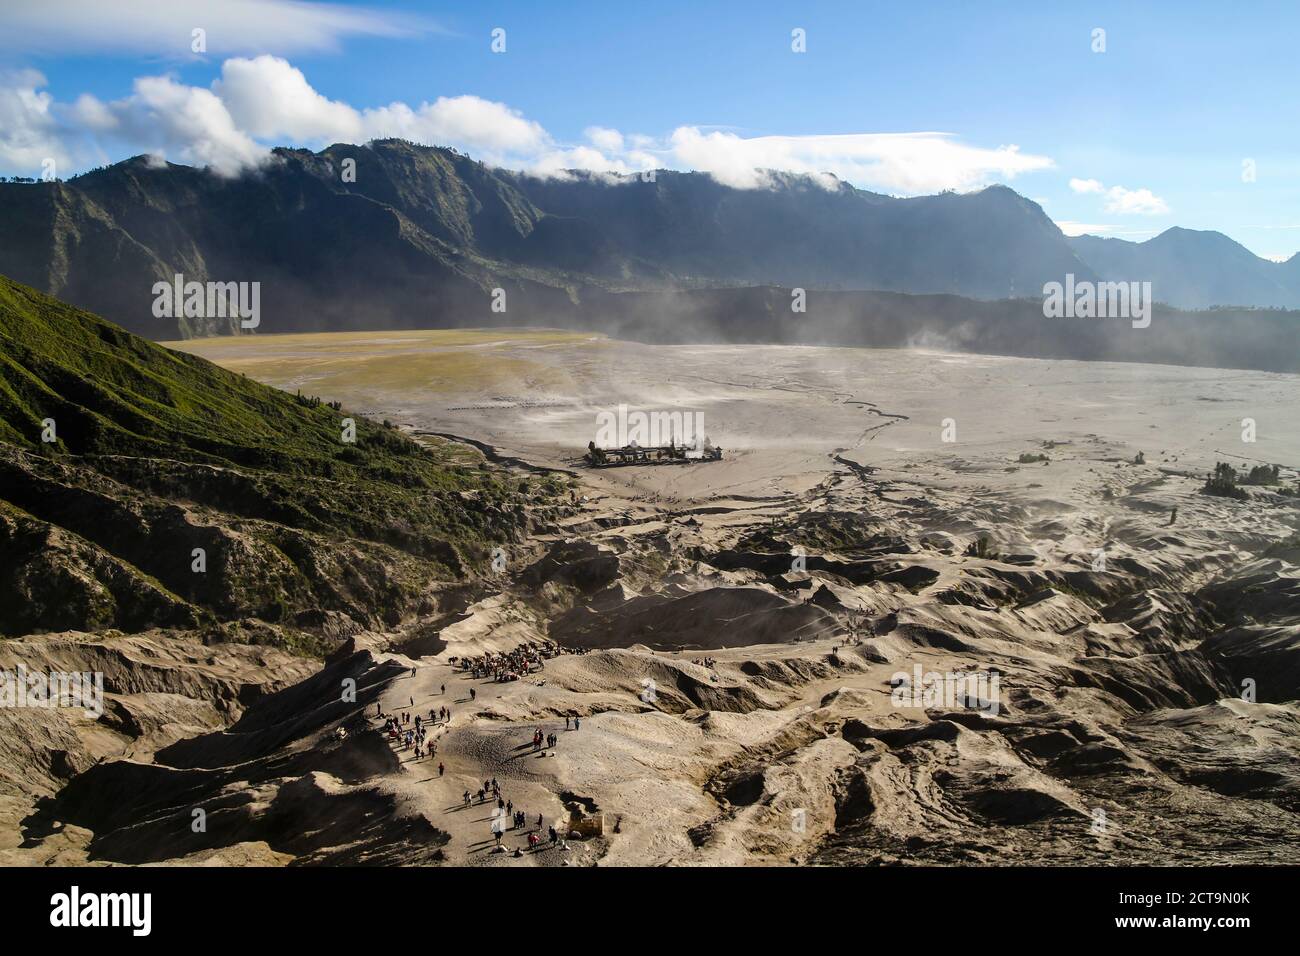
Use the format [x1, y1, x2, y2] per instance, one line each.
[440, 683, 446, 695]
[574, 716, 581, 731]
[470, 688, 476, 701]
[439, 762, 445, 777]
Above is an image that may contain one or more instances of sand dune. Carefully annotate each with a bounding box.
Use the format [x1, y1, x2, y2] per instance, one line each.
[9, 335, 1300, 866]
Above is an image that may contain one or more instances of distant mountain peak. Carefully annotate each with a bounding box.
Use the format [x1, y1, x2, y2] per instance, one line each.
[1069, 224, 1296, 309]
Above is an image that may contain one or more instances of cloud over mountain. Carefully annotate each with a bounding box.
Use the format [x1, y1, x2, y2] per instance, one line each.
[0, 55, 1053, 195]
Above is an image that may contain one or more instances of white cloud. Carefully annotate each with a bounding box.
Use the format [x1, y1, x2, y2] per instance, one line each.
[0, 69, 68, 172]
[585, 127, 625, 153]
[668, 128, 1052, 194]
[530, 146, 632, 179]
[1104, 185, 1169, 215]
[29, 57, 551, 176]
[69, 93, 119, 132]
[214, 55, 549, 159]
[1054, 221, 1117, 237]
[0, 57, 1052, 195]
[361, 95, 548, 157]
[118, 75, 268, 176]
[214, 56, 362, 141]
[0, 0, 433, 57]
[68, 76, 268, 177]
[1071, 176, 1170, 215]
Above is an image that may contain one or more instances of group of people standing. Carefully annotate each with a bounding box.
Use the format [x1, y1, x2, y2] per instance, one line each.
[453, 640, 560, 683]
[370, 657, 582, 860]
[384, 710, 439, 760]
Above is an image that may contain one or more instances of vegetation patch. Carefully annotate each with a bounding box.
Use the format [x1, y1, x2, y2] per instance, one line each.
[0, 276, 565, 643]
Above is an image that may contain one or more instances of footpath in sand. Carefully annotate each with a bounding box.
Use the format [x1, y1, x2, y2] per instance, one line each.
[368, 659, 579, 867]
[8, 338, 1300, 866]
[364, 634, 917, 867]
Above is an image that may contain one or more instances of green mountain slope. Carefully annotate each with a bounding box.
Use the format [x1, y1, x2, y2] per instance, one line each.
[0, 274, 566, 641]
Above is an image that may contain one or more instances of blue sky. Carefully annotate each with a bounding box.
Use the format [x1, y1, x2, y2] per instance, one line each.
[3, 0, 1298, 258]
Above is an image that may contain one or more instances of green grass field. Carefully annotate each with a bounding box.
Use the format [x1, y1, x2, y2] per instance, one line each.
[166, 328, 607, 395]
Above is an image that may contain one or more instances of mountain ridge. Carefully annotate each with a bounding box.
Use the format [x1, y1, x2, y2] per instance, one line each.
[2, 139, 1297, 340]
[1, 140, 1095, 338]
[1068, 226, 1300, 309]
